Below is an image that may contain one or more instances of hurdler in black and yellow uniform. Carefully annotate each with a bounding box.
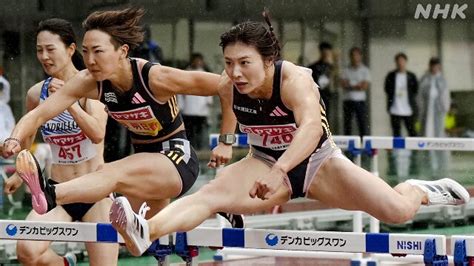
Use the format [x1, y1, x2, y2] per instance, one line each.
[98, 57, 196, 196]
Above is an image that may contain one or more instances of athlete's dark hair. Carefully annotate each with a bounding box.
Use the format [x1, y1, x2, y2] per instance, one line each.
[36, 18, 86, 70]
[82, 7, 145, 52]
[219, 8, 281, 62]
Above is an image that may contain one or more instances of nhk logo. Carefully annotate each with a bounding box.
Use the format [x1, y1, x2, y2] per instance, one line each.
[414, 3, 468, 19]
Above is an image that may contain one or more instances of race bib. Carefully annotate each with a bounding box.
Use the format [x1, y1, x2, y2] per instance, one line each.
[109, 106, 163, 136]
[44, 132, 96, 164]
[240, 123, 298, 150]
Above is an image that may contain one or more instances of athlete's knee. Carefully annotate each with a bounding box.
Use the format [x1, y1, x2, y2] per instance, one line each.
[198, 181, 232, 211]
[16, 241, 45, 264]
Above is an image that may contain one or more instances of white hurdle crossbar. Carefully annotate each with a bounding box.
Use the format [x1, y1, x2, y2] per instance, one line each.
[0, 220, 125, 243]
[363, 136, 474, 151]
[171, 227, 449, 265]
[178, 227, 446, 255]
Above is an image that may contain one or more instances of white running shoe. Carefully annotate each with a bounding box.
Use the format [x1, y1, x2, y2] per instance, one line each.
[110, 197, 151, 256]
[406, 178, 470, 205]
[63, 252, 77, 266]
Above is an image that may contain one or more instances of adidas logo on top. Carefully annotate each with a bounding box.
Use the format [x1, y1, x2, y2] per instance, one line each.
[131, 92, 146, 104]
[270, 106, 288, 117]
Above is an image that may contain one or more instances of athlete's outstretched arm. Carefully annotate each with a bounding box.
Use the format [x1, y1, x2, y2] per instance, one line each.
[208, 73, 237, 168]
[148, 64, 221, 99]
[4, 83, 43, 194]
[3, 71, 98, 157]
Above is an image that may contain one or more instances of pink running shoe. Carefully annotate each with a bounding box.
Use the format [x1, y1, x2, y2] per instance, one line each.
[110, 197, 151, 256]
[15, 149, 56, 214]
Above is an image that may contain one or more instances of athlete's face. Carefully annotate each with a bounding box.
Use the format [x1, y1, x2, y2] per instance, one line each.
[36, 31, 75, 76]
[82, 29, 128, 81]
[223, 42, 270, 95]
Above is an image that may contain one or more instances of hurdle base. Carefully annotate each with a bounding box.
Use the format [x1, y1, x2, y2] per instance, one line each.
[424, 239, 448, 266]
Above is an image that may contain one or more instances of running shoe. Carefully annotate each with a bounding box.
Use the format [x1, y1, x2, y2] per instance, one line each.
[15, 149, 56, 214]
[63, 252, 77, 266]
[218, 212, 244, 228]
[406, 178, 470, 205]
[110, 197, 151, 256]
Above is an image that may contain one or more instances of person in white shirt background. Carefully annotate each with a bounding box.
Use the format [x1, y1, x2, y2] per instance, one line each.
[341, 47, 371, 138]
[384, 53, 419, 178]
[419, 57, 450, 176]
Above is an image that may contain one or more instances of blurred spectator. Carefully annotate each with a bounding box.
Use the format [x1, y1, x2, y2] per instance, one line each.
[130, 24, 163, 63]
[384, 52, 418, 137]
[419, 57, 450, 138]
[0, 66, 15, 142]
[0, 66, 11, 104]
[419, 57, 450, 174]
[307, 42, 334, 116]
[341, 47, 371, 137]
[178, 53, 213, 150]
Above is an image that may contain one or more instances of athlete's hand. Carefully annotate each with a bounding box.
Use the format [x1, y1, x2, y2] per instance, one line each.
[4, 173, 23, 194]
[2, 138, 22, 158]
[47, 78, 65, 94]
[249, 166, 286, 200]
[208, 143, 232, 168]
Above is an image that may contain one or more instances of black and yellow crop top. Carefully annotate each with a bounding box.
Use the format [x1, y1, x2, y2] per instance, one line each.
[98, 58, 183, 141]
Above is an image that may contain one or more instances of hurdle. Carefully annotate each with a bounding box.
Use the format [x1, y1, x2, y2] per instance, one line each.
[162, 227, 449, 266]
[362, 136, 474, 234]
[0, 219, 453, 266]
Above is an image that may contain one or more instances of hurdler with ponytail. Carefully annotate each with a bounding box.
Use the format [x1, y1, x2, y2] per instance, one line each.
[5, 17, 117, 266]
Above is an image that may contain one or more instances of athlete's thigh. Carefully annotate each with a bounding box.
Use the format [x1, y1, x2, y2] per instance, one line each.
[105, 152, 182, 199]
[208, 156, 290, 214]
[17, 207, 72, 253]
[307, 157, 402, 213]
[82, 198, 118, 266]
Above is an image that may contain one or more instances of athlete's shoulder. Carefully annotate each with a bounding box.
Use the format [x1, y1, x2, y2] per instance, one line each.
[76, 69, 96, 81]
[27, 81, 45, 99]
[281, 61, 313, 87]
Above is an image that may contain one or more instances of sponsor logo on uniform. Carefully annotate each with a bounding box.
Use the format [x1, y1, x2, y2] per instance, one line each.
[131, 92, 146, 104]
[234, 104, 257, 114]
[269, 106, 288, 117]
[104, 92, 118, 103]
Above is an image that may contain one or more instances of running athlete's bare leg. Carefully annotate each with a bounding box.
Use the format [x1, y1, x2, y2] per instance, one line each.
[16, 207, 72, 265]
[83, 198, 119, 266]
[55, 153, 182, 205]
[306, 157, 426, 224]
[146, 156, 291, 241]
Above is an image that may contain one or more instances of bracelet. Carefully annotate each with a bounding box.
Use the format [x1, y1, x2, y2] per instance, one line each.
[3, 137, 21, 146]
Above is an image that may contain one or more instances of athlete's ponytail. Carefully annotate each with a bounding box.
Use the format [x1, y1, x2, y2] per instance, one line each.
[220, 8, 281, 62]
